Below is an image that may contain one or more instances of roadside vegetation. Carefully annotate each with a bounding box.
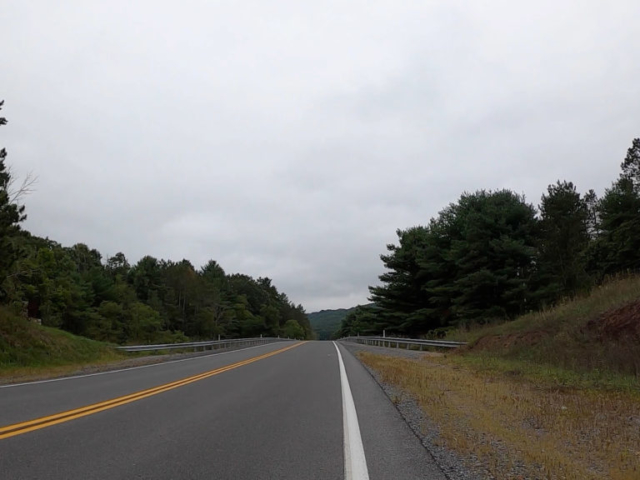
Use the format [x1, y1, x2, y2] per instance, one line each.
[449, 274, 640, 383]
[0, 305, 124, 380]
[360, 350, 639, 480]
[309, 305, 376, 340]
[358, 274, 640, 479]
[0, 100, 313, 350]
[336, 131, 640, 478]
[338, 138, 640, 339]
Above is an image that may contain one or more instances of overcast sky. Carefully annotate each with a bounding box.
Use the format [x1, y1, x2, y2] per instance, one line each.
[2, 1, 639, 312]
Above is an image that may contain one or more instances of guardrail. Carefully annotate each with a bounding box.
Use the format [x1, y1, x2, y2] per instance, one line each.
[116, 337, 288, 353]
[339, 336, 466, 350]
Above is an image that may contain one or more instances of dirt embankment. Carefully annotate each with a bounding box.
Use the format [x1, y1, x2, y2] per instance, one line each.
[471, 300, 640, 353]
[471, 330, 550, 351]
[587, 301, 640, 342]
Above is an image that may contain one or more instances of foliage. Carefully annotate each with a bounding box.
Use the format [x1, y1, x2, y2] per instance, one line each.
[309, 304, 374, 340]
[0, 305, 122, 369]
[0, 101, 313, 344]
[342, 138, 640, 337]
[0, 101, 27, 298]
[2, 243, 313, 343]
[446, 274, 640, 378]
[533, 181, 591, 305]
[368, 190, 538, 333]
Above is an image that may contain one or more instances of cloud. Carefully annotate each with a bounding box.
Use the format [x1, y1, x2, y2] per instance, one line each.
[2, 0, 640, 312]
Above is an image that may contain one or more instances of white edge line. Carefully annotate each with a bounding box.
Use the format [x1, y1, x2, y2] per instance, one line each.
[0, 341, 289, 389]
[333, 341, 370, 480]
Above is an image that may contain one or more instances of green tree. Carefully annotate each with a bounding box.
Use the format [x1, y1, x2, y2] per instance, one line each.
[0, 101, 27, 296]
[129, 255, 162, 302]
[419, 217, 459, 329]
[260, 304, 281, 336]
[0, 103, 309, 342]
[96, 301, 127, 343]
[369, 190, 539, 333]
[593, 177, 640, 275]
[620, 138, 640, 189]
[368, 226, 432, 334]
[127, 302, 163, 343]
[448, 190, 538, 322]
[106, 252, 130, 278]
[584, 189, 600, 238]
[335, 305, 380, 338]
[534, 181, 591, 304]
[281, 319, 305, 339]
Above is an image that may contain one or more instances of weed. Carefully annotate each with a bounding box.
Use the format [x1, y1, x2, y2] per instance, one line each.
[0, 306, 124, 380]
[360, 351, 640, 480]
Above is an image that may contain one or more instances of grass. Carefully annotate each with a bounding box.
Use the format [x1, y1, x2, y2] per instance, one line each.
[445, 275, 640, 380]
[359, 351, 640, 480]
[0, 306, 124, 381]
[446, 275, 640, 342]
[357, 276, 640, 478]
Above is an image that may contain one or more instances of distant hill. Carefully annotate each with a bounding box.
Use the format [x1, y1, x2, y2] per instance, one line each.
[308, 307, 356, 340]
[309, 304, 375, 340]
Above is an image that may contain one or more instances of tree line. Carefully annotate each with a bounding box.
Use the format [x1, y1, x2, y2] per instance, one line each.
[338, 138, 640, 338]
[0, 101, 313, 344]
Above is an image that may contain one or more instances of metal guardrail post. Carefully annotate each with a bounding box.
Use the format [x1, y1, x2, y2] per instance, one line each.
[338, 336, 466, 350]
[115, 337, 287, 354]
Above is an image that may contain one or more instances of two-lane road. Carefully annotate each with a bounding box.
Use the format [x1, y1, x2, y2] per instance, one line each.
[0, 341, 446, 479]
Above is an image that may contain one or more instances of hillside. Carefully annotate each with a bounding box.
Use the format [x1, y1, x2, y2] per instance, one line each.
[0, 306, 123, 375]
[308, 307, 358, 340]
[359, 276, 640, 479]
[448, 275, 640, 382]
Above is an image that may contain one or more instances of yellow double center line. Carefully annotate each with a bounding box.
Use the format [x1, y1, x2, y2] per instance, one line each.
[0, 342, 304, 441]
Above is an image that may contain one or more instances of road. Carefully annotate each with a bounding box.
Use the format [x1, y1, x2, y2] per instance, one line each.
[0, 341, 446, 480]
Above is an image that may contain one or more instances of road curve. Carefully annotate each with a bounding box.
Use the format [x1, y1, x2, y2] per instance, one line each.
[0, 341, 446, 480]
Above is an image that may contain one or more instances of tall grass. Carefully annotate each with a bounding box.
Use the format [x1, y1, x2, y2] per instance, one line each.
[360, 352, 640, 480]
[0, 306, 123, 371]
[446, 275, 640, 378]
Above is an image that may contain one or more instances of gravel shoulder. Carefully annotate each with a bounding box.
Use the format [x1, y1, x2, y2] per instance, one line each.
[342, 342, 487, 480]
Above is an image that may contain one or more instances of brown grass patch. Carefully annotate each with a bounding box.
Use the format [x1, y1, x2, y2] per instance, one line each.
[359, 351, 640, 480]
[588, 301, 640, 342]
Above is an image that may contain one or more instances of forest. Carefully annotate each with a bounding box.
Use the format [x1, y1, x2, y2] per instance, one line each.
[0, 101, 313, 344]
[338, 138, 640, 338]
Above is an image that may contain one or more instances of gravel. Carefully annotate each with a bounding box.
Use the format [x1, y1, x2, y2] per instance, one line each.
[343, 342, 490, 480]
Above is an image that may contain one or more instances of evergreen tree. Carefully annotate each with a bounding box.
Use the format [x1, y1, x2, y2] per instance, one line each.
[368, 226, 432, 334]
[0, 101, 27, 295]
[447, 190, 538, 322]
[534, 181, 591, 304]
[620, 138, 640, 190]
[595, 176, 640, 275]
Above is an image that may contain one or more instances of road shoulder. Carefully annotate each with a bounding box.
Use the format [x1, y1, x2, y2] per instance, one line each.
[341, 342, 482, 480]
[338, 342, 450, 480]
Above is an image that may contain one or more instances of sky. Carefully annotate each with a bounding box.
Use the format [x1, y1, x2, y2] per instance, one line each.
[2, 1, 639, 312]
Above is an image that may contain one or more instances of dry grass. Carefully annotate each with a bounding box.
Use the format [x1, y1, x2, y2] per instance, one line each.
[359, 351, 640, 480]
[448, 275, 640, 342]
[444, 275, 640, 379]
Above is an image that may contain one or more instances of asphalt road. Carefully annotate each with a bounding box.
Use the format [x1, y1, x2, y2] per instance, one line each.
[0, 341, 446, 480]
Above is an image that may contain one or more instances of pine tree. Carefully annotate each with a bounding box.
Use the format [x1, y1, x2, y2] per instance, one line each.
[447, 190, 538, 323]
[596, 176, 640, 274]
[620, 138, 640, 190]
[534, 181, 591, 304]
[0, 100, 27, 294]
[588, 139, 640, 277]
[368, 226, 433, 334]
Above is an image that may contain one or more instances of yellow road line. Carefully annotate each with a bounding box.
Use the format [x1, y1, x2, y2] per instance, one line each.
[0, 341, 304, 441]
